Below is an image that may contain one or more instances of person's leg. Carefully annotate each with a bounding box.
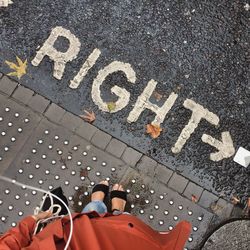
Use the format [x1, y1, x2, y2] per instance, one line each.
[81, 180, 109, 214]
[82, 200, 107, 214]
[111, 184, 127, 215]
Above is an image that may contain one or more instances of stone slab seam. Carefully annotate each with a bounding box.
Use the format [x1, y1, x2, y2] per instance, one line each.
[0, 75, 19, 97]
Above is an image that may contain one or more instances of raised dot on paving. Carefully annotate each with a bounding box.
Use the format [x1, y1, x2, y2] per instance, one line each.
[173, 216, 178, 221]
[164, 210, 169, 215]
[83, 151, 87, 156]
[159, 220, 164, 225]
[154, 204, 159, 210]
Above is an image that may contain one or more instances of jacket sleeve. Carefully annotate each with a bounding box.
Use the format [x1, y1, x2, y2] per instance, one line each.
[0, 216, 36, 250]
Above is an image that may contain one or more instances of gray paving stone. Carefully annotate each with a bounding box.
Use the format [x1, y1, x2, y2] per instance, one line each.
[28, 94, 50, 113]
[12, 85, 34, 104]
[44, 103, 65, 123]
[167, 172, 189, 194]
[60, 111, 82, 131]
[199, 190, 219, 209]
[155, 164, 173, 184]
[210, 198, 234, 219]
[91, 129, 112, 150]
[75, 121, 98, 141]
[183, 182, 203, 201]
[121, 147, 142, 167]
[106, 138, 127, 158]
[135, 155, 157, 177]
[0, 76, 18, 96]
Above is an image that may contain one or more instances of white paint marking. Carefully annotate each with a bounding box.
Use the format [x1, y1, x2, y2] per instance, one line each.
[69, 48, 101, 89]
[172, 99, 219, 154]
[31, 26, 81, 80]
[0, 0, 13, 7]
[91, 61, 136, 113]
[127, 79, 178, 126]
[233, 146, 250, 167]
[202, 132, 235, 161]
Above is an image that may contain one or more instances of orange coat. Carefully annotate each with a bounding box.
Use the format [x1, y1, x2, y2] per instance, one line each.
[0, 212, 191, 250]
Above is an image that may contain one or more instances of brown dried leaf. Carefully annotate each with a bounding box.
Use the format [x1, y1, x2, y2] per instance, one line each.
[153, 91, 163, 101]
[5, 56, 27, 79]
[146, 124, 162, 139]
[80, 168, 88, 178]
[231, 195, 240, 205]
[191, 195, 198, 203]
[79, 110, 96, 123]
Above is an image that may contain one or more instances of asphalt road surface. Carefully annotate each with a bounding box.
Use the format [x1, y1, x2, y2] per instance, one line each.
[0, 0, 249, 201]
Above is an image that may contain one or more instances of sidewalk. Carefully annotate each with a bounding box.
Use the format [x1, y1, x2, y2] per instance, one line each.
[0, 74, 238, 249]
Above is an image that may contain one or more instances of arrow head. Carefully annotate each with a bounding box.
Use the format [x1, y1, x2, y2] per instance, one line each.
[202, 131, 235, 161]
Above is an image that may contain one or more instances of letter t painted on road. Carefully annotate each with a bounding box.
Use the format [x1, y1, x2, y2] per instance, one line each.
[171, 99, 219, 154]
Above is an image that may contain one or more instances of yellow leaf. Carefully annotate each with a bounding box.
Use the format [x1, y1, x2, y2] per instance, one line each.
[107, 102, 116, 112]
[5, 56, 27, 79]
[146, 124, 162, 139]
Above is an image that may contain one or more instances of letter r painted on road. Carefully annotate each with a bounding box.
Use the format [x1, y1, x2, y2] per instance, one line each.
[171, 99, 219, 154]
[31, 26, 81, 80]
[91, 61, 136, 113]
[127, 79, 178, 126]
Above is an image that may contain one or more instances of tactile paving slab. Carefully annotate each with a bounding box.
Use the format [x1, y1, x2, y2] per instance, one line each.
[0, 95, 213, 249]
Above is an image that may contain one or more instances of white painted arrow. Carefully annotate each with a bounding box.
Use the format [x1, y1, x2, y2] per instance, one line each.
[201, 132, 235, 161]
[0, 0, 13, 7]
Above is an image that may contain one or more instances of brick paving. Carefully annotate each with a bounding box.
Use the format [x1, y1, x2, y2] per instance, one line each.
[0, 75, 240, 249]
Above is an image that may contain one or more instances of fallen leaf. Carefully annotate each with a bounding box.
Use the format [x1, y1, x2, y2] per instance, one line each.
[191, 195, 198, 203]
[79, 110, 95, 123]
[231, 195, 240, 205]
[80, 168, 88, 178]
[146, 123, 162, 139]
[153, 91, 163, 101]
[107, 102, 116, 112]
[5, 56, 27, 79]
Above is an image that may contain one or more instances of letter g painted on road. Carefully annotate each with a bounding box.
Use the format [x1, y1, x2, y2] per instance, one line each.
[91, 61, 136, 113]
